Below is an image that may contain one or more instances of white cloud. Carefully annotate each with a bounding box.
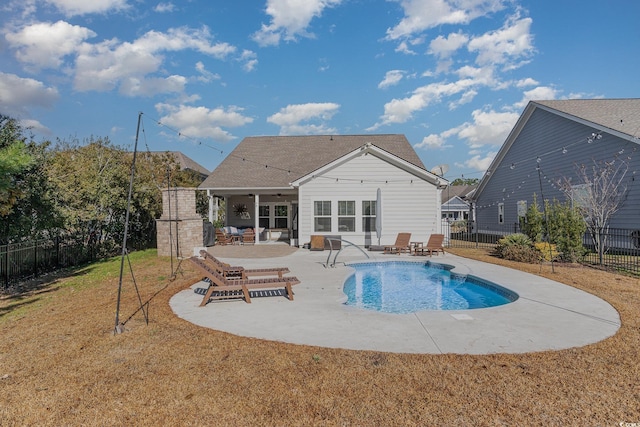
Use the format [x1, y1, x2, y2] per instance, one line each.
[516, 77, 538, 87]
[252, 0, 342, 46]
[154, 2, 175, 13]
[460, 151, 497, 172]
[0, 72, 59, 133]
[467, 15, 534, 68]
[378, 70, 405, 89]
[44, 0, 129, 16]
[120, 75, 187, 97]
[155, 103, 253, 141]
[386, 0, 507, 40]
[0, 72, 59, 113]
[414, 133, 450, 149]
[514, 85, 558, 108]
[73, 27, 236, 95]
[194, 62, 220, 83]
[456, 109, 519, 147]
[368, 78, 476, 129]
[239, 50, 258, 72]
[429, 31, 469, 58]
[5, 21, 96, 70]
[267, 102, 340, 135]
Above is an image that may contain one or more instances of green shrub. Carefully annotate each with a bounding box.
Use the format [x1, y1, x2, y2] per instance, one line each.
[495, 233, 542, 263]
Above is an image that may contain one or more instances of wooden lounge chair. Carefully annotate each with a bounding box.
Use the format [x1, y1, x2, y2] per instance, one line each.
[199, 250, 289, 279]
[415, 234, 445, 256]
[384, 232, 412, 254]
[188, 256, 300, 306]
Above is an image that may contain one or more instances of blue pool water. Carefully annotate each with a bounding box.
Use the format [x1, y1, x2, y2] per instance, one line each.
[343, 261, 518, 314]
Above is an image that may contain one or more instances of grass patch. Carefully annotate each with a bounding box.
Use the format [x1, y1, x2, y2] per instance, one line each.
[0, 247, 639, 425]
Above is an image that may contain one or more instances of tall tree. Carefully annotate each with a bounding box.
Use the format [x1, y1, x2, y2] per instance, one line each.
[1, 116, 63, 243]
[560, 156, 630, 264]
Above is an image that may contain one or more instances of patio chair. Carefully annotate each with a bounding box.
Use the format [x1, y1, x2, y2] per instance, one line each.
[383, 232, 412, 254]
[199, 250, 289, 279]
[242, 228, 255, 244]
[215, 228, 238, 245]
[188, 256, 300, 306]
[415, 234, 445, 256]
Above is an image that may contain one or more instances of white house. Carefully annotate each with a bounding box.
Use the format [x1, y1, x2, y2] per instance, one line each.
[199, 134, 448, 247]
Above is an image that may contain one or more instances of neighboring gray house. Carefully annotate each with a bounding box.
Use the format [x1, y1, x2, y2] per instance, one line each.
[199, 134, 448, 247]
[473, 99, 640, 242]
[441, 185, 476, 221]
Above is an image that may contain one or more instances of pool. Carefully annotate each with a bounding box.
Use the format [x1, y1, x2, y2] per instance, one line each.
[344, 261, 518, 314]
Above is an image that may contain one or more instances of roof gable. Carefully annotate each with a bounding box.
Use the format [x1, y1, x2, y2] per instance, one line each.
[290, 142, 446, 187]
[474, 99, 640, 198]
[200, 134, 426, 190]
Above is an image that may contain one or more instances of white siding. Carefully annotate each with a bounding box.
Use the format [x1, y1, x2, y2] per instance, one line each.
[298, 153, 440, 246]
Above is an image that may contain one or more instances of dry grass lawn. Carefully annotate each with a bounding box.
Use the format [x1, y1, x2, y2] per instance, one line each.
[1, 248, 639, 426]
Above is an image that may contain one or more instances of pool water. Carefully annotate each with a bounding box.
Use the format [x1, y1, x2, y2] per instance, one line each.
[343, 261, 518, 314]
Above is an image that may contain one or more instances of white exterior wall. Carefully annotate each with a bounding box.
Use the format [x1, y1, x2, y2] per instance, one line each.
[297, 153, 440, 247]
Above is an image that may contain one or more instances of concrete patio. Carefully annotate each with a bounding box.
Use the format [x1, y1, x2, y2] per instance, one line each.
[169, 244, 620, 354]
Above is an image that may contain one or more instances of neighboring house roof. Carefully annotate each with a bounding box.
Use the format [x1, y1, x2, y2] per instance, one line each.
[200, 134, 427, 190]
[441, 185, 476, 204]
[146, 151, 210, 177]
[535, 99, 640, 138]
[474, 98, 640, 198]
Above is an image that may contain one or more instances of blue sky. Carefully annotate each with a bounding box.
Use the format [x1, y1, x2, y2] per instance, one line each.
[1, 0, 639, 180]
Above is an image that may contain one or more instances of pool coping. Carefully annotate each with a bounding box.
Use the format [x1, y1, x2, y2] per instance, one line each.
[170, 249, 621, 355]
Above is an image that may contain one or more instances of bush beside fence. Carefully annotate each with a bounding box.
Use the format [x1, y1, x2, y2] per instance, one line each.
[443, 220, 640, 275]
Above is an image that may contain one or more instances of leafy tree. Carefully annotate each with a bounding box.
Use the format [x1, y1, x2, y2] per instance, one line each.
[545, 199, 586, 262]
[522, 193, 544, 242]
[0, 115, 33, 216]
[450, 177, 479, 186]
[1, 116, 63, 243]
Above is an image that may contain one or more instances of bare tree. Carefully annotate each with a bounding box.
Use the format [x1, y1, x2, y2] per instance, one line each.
[560, 155, 630, 265]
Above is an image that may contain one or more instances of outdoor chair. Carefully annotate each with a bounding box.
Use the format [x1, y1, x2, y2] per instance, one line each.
[215, 228, 239, 245]
[383, 232, 412, 254]
[199, 250, 290, 279]
[242, 228, 255, 244]
[188, 256, 300, 306]
[415, 234, 445, 256]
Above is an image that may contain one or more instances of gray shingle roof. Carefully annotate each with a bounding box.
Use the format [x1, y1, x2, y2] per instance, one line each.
[534, 99, 640, 138]
[200, 134, 426, 189]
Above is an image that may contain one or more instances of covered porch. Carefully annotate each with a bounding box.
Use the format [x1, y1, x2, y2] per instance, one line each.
[206, 188, 299, 246]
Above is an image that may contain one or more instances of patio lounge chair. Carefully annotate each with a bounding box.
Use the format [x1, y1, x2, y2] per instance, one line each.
[188, 256, 300, 306]
[383, 232, 412, 254]
[415, 234, 445, 256]
[199, 250, 290, 279]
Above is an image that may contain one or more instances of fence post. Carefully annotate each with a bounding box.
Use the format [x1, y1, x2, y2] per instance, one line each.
[2, 245, 8, 290]
[33, 242, 38, 278]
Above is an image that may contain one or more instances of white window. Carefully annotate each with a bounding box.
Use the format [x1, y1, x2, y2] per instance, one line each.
[498, 203, 504, 224]
[362, 200, 376, 232]
[314, 201, 331, 232]
[274, 205, 288, 228]
[517, 200, 527, 219]
[259, 205, 270, 228]
[338, 201, 355, 232]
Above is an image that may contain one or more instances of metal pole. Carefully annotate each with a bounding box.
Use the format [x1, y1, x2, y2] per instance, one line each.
[114, 112, 142, 334]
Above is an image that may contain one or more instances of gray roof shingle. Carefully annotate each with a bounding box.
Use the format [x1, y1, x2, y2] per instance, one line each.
[200, 134, 425, 189]
[534, 98, 640, 137]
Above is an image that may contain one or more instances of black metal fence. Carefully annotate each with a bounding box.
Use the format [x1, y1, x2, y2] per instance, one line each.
[442, 220, 640, 275]
[0, 234, 158, 291]
[0, 236, 103, 290]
